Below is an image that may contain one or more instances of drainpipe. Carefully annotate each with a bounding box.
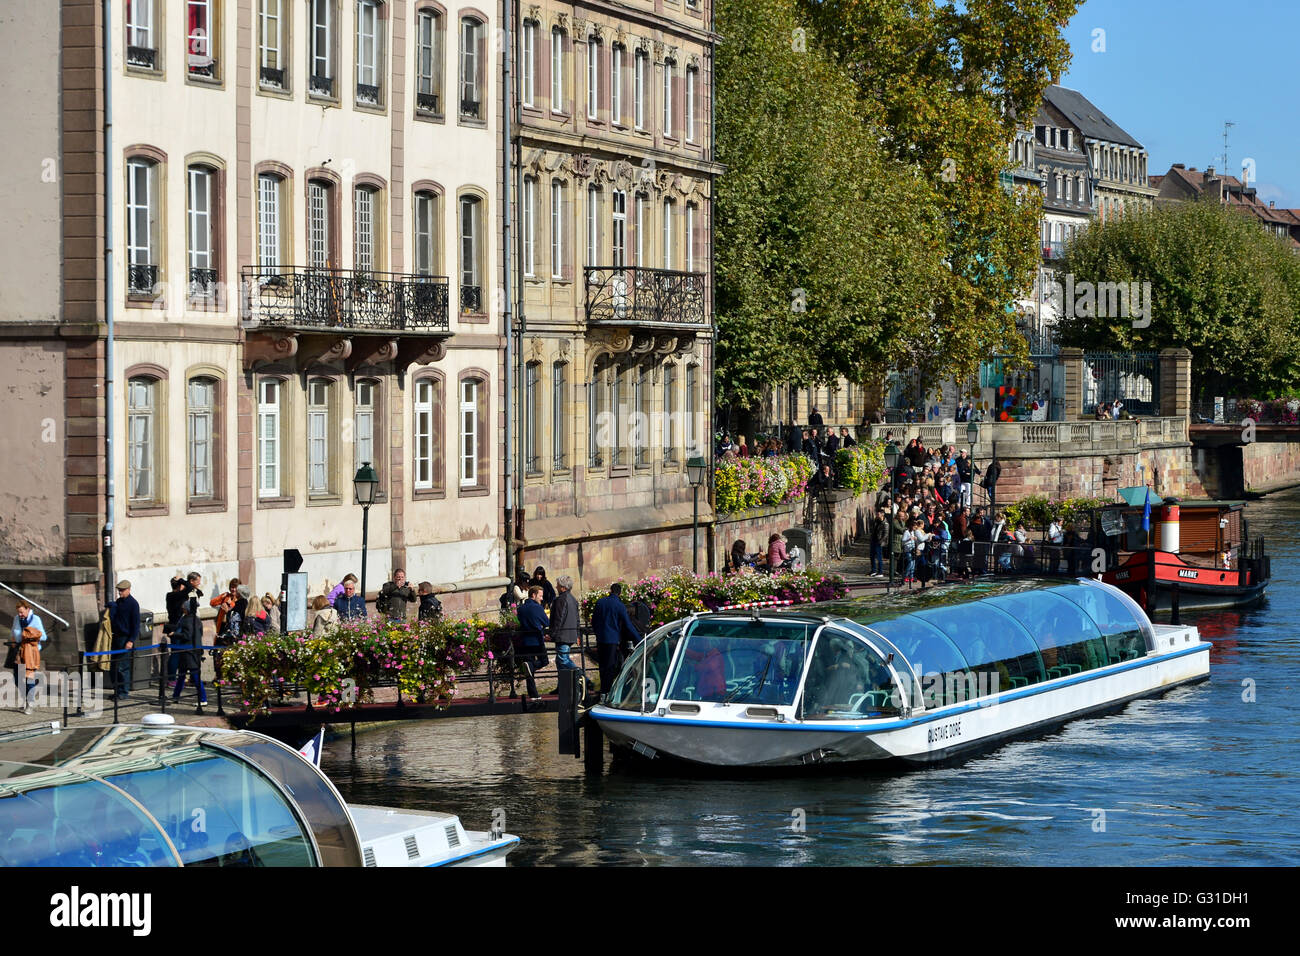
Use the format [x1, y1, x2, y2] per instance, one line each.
[502, 0, 518, 584]
[101, 0, 116, 605]
[511, 0, 526, 583]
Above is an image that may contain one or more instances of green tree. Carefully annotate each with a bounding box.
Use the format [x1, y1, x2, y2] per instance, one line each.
[1056, 201, 1300, 398]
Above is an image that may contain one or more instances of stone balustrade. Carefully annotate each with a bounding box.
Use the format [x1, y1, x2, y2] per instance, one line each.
[866, 416, 1189, 457]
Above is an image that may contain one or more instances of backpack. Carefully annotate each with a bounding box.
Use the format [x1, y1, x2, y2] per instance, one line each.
[375, 590, 391, 616]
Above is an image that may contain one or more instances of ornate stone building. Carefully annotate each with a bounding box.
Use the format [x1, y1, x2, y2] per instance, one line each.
[510, 1, 721, 585]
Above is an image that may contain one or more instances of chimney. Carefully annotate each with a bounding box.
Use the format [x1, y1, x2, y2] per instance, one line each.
[1243, 164, 1251, 186]
[1270, 200, 1276, 208]
[1172, 163, 1186, 169]
[1206, 166, 1215, 177]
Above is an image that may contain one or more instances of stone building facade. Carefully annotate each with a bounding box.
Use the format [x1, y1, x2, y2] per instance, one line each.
[1, 0, 511, 658]
[510, 0, 722, 586]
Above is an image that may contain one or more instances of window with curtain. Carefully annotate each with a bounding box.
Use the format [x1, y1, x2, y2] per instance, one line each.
[685, 203, 696, 272]
[522, 176, 536, 277]
[521, 19, 536, 108]
[589, 364, 605, 467]
[415, 8, 443, 114]
[354, 185, 377, 272]
[662, 59, 674, 136]
[686, 363, 698, 456]
[308, 179, 332, 268]
[633, 366, 647, 466]
[126, 0, 158, 68]
[635, 193, 647, 265]
[459, 16, 483, 120]
[550, 27, 565, 113]
[188, 377, 215, 499]
[459, 195, 482, 312]
[355, 379, 376, 475]
[611, 190, 626, 269]
[413, 190, 438, 276]
[257, 173, 282, 269]
[634, 49, 646, 129]
[126, 158, 158, 294]
[187, 165, 217, 295]
[610, 44, 623, 124]
[550, 180, 565, 279]
[128, 377, 158, 502]
[663, 362, 678, 462]
[257, 378, 282, 498]
[587, 37, 600, 120]
[609, 366, 625, 467]
[586, 185, 599, 267]
[187, 0, 216, 78]
[662, 198, 674, 269]
[685, 66, 696, 142]
[459, 378, 479, 487]
[525, 363, 540, 473]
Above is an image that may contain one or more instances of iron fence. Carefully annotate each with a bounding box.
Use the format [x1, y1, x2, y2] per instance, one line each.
[241, 266, 451, 332]
[1082, 351, 1160, 415]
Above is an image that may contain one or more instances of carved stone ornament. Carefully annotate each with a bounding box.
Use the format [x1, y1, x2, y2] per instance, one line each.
[631, 333, 656, 356]
[590, 22, 604, 42]
[667, 45, 679, 63]
[528, 336, 546, 361]
[688, 52, 701, 70]
[652, 40, 664, 60]
[528, 4, 541, 24]
[555, 12, 568, 31]
[572, 153, 594, 179]
[588, 327, 634, 358]
[654, 334, 680, 356]
[615, 28, 626, 48]
[637, 36, 650, 55]
[558, 337, 572, 359]
[572, 16, 587, 38]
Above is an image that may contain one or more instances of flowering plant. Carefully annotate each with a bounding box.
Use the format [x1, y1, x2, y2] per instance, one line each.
[715, 454, 817, 514]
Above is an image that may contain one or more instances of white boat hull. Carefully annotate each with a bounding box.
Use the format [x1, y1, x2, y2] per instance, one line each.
[593, 640, 1210, 769]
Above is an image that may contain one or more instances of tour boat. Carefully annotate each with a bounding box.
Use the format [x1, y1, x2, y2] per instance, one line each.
[590, 578, 1209, 769]
[0, 718, 517, 867]
[1094, 498, 1270, 613]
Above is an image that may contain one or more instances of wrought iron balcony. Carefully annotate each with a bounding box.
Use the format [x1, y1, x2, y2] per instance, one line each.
[309, 74, 334, 97]
[460, 96, 482, 120]
[187, 57, 216, 78]
[1042, 241, 1065, 261]
[585, 266, 707, 326]
[189, 267, 218, 295]
[127, 264, 158, 295]
[357, 82, 380, 105]
[241, 267, 450, 332]
[416, 91, 440, 114]
[127, 46, 156, 69]
[460, 284, 482, 314]
[260, 66, 285, 89]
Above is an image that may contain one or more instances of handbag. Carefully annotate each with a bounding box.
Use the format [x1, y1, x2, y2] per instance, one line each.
[3, 642, 16, 669]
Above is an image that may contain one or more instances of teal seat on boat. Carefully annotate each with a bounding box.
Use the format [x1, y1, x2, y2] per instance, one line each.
[1008, 676, 1028, 689]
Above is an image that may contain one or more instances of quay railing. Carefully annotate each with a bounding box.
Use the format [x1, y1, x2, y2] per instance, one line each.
[867, 417, 1188, 455]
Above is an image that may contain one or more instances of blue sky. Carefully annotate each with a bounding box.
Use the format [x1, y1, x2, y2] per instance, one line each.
[1057, 0, 1299, 209]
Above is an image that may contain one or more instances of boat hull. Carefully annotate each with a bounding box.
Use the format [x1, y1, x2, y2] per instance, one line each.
[593, 642, 1209, 770]
[1104, 549, 1268, 612]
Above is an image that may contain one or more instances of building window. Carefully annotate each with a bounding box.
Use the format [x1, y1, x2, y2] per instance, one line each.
[415, 8, 443, 115]
[355, 379, 376, 475]
[635, 193, 647, 265]
[186, 0, 217, 79]
[550, 27, 565, 113]
[458, 195, 483, 313]
[309, 0, 335, 97]
[308, 179, 333, 268]
[458, 16, 484, 121]
[186, 165, 217, 296]
[412, 375, 442, 491]
[550, 180, 565, 279]
[663, 361, 678, 462]
[127, 377, 159, 502]
[587, 36, 600, 120]
[633, 366, 647, 467]
[685, 66, 697, 143]
[588, 363, 605, 467]
[259, 0, 286, 89]
[686, 363, 698, 456]
[413, 189, 439, 276]
[685, 202, 696, 271]
[610, 44, 623, 124]
[126, 0, 159, 69]
[521, 19, 536, 108]
[634, 49, 646, 130]
[609, 367, 625, 467]
[522, 176, 536, 277]
[459, 377, 479, 487]
[662, 59, 674, 137]
[257, 173, 283, 268]
[552, 361, 567, 469]
[355, 0, 384, 106]
[586, 185, 599, 267]
[524, 362, 540, 473]
[307, 377, 334, 495]
[257, 378, 283, 498]
[662, 198, 675, 269]
[187, 377, 216, 500]
[126, 158, 159, 295]
[611, 190, 626, 268]
[354, 185, 378, 272]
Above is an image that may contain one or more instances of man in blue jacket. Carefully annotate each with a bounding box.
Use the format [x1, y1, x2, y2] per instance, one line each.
[591, 583, 641, 694]
[108, 580, 141, 700]
[514, 586, 550, 705]
[333, 578, 367, 621]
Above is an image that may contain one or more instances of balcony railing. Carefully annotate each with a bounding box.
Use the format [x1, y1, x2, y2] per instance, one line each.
[416, 92, 440, 114]
[460, 284, 482, 314]
[309, 74, 334, 97]
[1042, 241, 1065, 261]
[126, 46, 156, 69]
[241, 267, 450, 332]
[127, 264, 158, 295]
[260, 66, 285, 89]
[460, 96, 482, 120]
[189, 267, 218, 295]
[357, 83, 380, 105]
[585, 266, 707, 326]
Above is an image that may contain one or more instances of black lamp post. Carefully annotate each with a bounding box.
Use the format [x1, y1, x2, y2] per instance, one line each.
[884, 442, 900, 590]
[686, 456, 707, 573]
[353, 462, 379, 611]
[966, 420, 979, 507]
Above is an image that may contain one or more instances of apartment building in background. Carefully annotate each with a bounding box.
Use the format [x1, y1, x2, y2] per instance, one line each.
[0, 0, 508, 656]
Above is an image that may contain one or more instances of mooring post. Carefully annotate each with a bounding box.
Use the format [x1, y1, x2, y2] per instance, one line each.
[583, 713, 604, 774]
[557, 668, 580, 757]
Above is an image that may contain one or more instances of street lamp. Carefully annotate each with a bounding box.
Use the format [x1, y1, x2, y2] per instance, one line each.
[686, 456, 707, 573]
[884, 442, 900, 589]
[965, 421, 979, 508]
[353, 462, 379, 611]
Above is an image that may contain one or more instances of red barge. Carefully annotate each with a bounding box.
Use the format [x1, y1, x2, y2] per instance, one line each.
[1094, 496, 1270, 614]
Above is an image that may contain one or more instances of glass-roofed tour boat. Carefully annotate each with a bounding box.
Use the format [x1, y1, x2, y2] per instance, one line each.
[590, 578, 1210, 769]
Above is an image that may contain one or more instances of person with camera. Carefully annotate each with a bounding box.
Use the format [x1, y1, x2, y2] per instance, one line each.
[377, 568, 417, 623]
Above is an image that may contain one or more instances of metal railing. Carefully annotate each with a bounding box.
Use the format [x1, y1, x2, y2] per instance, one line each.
[127, 263, 158, 295]
[126, 46, 156, 69]
[260, 66, 285, 88]
[0, 583, 70, 629]
[357, 83, 380, 105]
[309, 74, 334, 97]
[241, 266, 451, 332]
[585, 266, 707, 326]
[1082, 351, 1160, 416]
[416, 92, 440, 113]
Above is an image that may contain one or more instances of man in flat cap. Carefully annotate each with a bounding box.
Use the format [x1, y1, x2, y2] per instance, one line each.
[108, 580, 141, 700]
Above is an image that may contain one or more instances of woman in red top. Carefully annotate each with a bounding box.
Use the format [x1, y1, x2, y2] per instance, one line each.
[767, 533, 788, 569]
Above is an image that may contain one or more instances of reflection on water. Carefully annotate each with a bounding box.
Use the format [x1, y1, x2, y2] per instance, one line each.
[323, 489, 1300, 866]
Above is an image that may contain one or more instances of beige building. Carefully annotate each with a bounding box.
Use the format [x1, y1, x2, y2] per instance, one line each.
[509, 0, 721, 584]
[1, 0, 508, 655]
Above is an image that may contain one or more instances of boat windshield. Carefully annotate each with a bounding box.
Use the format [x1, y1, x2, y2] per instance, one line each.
[606, 621, 687, 712]
[664, 619, 815, 705]
[800, 627, 905, 718]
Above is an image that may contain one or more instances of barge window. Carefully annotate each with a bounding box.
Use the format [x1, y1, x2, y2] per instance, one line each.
[1053, 582, 1152, 663]
[988, 590, 1105, 676]
[665, 620, 812, 705]
[914, 603, 1045, 693]
[801, 632, 899, 717]
[866, 615, 972, 708]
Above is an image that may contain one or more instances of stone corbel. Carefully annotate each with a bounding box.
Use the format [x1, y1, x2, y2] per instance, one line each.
[242, 329, 298, 372]
[631, 333, 656, 356]
[653, 334, 679, 356]
[590, 22, 604, 42]
[588, 328, 633, 359]
[555, 12, 568, 32]
[688, 52, 701, 70]
[615, 28, 626, 48]
[347, 337, 398, 371]
[297, 334, 353, 368]
[667, 45, 679, 63]
[527, 4, 541, 25]
[396, 337, 448, 370]
[636, 36, 650, 55]
[528, 336, 546, 362]
[572, 16, 587, 38]
[557, 337, 572, 360]
[572, 153, 594, 180]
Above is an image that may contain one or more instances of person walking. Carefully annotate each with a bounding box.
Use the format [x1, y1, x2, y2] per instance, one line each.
[548, 575, 580, 670]
[591, 583, 640, 694]
[108, 581, 141, 700]
[11, 600, 47, 714]
[171, 598, 207, 712]
[417, 582, 442, 622]
[377, 569, 417, 623]
[514, 585, 550, 705]
[333, 578, 366, 622]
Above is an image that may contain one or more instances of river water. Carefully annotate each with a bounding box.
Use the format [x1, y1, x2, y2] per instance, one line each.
[322, 489, 1300, 866]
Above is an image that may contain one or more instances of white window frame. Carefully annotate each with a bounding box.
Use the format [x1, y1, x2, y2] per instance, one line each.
[127, 0, 154, 51]
[587, 36, 599, 120]
[414, 190, 436, 276]
[552, 361, 566, 470]
[611, 189, 626, 269]
[686, 363, 698, 456]
[521, 19, 536, 108]
[550, 180, 564, 279]
[662, 198, 674, 269]
[459, 378, 478, 487]
[188, 377, 215, 499]
[310, 0, 333, 85]
[354, 186, 375, 272]
[355, 379, 375, 472]
[459, 195, 481, 308]
[586, 185, 599, 267]
[685, 203, 695, 271]
[634, 50, 646, 130]
[413, 378, 434, 490]
[355, 0, 381, 104]
[523, 176, 536, 277]
[307, 378, 331, 495]
[685, 66, 696, 143]
[259, 0, 283, 81]
[459, 16, 482, 120]
[635, 193, 646, 265]
[551, 27, 564, 113]
[257, 173, 281, 268]
[187, 166, 214, 280]
[308, 180, 330, 268]
[257, 378, 281, 498]
[126, 159, 154, 268]
[415, 9, 442, 112]
[127, 377, 156, 502]
[662, 59, 673, 136]
[187, 0, 214, 75]
[611, 44, 622, 124]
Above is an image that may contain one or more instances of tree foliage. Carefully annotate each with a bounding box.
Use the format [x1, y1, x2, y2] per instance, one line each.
[1056, 201, 1300, 398]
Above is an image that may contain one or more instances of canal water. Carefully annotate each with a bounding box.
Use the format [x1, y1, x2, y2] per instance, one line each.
[322, 489, 1300, 866]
